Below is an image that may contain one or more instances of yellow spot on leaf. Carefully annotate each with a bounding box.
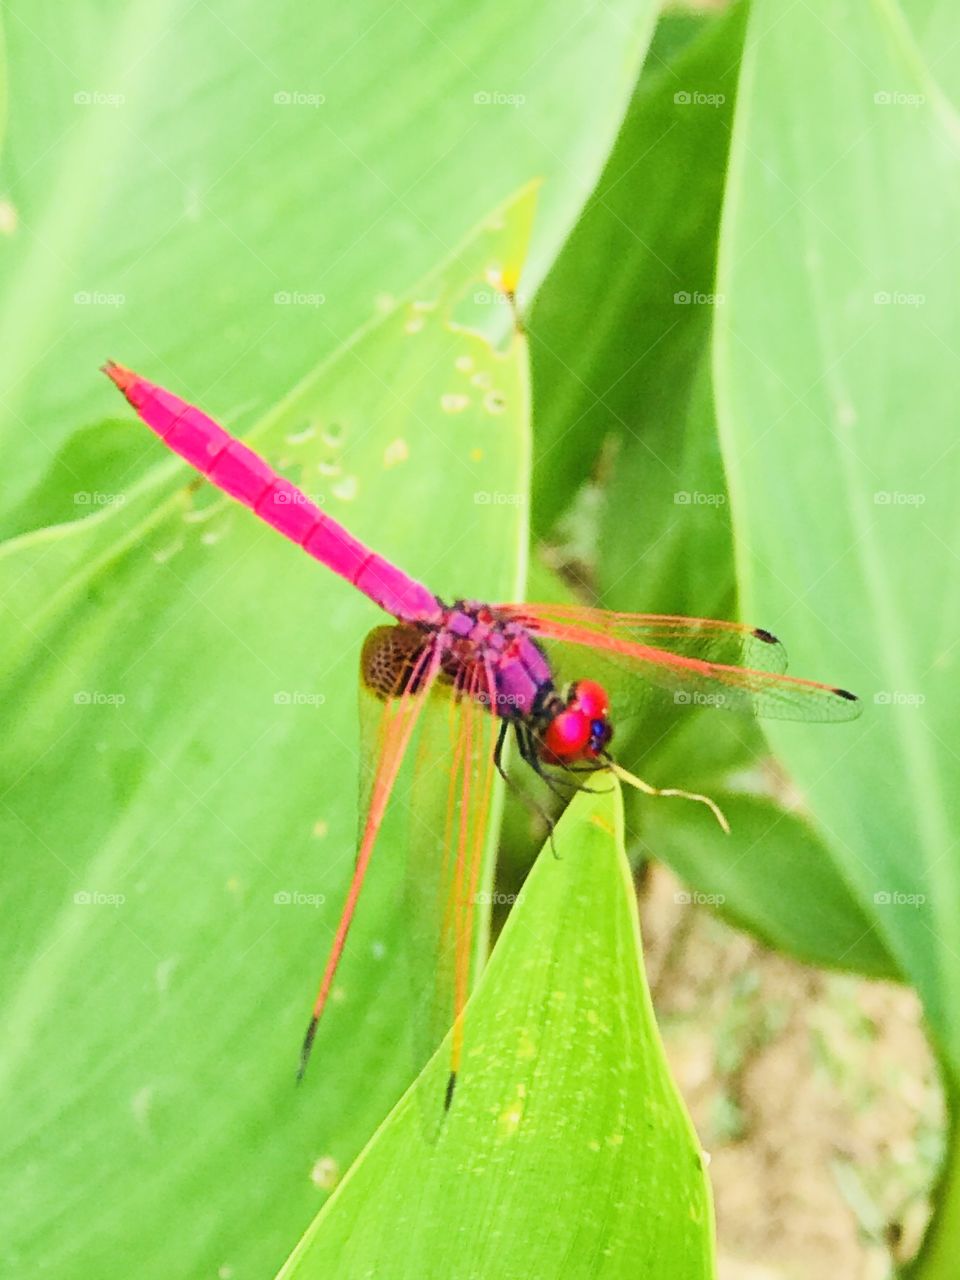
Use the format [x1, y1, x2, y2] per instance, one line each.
[0, 200, 18, 235]
[497, 1083, 526, 1139]
[310, 1156, 340, 1190]
[383, 438, 409, 469]
[441, 393, 470, 413]
[285, 425, 316, 445]
[332, 475, 358, 501]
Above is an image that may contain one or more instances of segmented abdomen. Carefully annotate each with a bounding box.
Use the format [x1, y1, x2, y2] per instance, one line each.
[103, 363, 442, 624]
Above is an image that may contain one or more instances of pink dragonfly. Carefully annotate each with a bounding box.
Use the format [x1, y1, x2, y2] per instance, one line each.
[103, 360, 860, 1108]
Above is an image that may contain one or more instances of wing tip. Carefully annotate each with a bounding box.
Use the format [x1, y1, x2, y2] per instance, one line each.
[444, 1070, 457, 1112]
[752, 627, 780, 645]
[297, 1016, 319, 1083]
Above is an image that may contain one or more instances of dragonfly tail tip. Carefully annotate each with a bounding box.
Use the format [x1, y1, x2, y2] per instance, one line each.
[101, 359, 136, 395]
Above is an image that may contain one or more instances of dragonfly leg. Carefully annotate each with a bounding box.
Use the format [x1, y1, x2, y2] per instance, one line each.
[490, 719, 558, 847]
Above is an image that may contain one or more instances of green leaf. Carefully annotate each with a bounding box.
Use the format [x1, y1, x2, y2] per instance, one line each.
[715, 0, 960, 1065]
[526, 4, 895, 979]
[0, 189, 532, 1280]
[0, 0, 658, 534]
[529, 3, 745, 545]
[276, 782, 715, 1280]
[627, 711, 898, 981]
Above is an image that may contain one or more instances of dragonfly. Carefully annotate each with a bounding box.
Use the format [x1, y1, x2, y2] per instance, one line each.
[102, 360, 860, 1109]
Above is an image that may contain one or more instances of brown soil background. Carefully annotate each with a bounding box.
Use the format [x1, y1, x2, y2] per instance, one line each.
[640, 864, 943, 1278]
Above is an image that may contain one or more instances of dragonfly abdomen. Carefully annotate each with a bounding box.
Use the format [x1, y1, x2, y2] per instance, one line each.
[103, 362, 442, 624]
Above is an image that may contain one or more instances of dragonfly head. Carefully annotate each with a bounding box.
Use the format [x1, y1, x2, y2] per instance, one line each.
[541, 679, 613, 764]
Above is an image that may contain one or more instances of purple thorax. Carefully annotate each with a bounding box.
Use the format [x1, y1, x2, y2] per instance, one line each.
[439, 603, 554, 719]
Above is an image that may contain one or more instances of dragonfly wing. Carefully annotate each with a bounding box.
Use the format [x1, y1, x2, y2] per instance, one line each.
[405, 659, 499, 1112]
[299, 630, 441, 1078]
[497, 602, 790, 672]
[500, 603, 860, 724]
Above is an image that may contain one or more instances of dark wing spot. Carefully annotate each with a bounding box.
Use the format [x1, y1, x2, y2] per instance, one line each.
[753, 627, 779, 645]
[834, 687, 859, 702]
[361, 625, 431, 700]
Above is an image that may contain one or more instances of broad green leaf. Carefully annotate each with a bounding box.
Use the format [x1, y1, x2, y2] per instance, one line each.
[0, 190, 532, 1280]
[529, 3, 745, 545]
[716, 5, 960, 1271]
[276, 782, 715, 1280]
[0, 0, 657, 534]
[715, 0, 960, 1067]
[526, 5, 895, 978]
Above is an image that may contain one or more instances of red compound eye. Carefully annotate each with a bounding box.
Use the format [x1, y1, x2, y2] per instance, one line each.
[542, 709, 592, 761]
[571, 679, 609, 719]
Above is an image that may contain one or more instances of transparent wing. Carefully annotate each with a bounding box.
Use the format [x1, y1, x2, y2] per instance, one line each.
[498, 602, 860, 724]
[298, 629, 441, 1078]
[405, 659, 499, 1116]
[497, 602, 789, 671]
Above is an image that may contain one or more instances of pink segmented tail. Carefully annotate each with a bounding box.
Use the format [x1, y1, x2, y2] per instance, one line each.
[102, 362, 442, 624]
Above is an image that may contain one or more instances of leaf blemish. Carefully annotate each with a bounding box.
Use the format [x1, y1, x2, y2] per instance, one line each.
[285, 425, 316, 445]
[383, 438, 409, 469]
[441, 393, 470, 413]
